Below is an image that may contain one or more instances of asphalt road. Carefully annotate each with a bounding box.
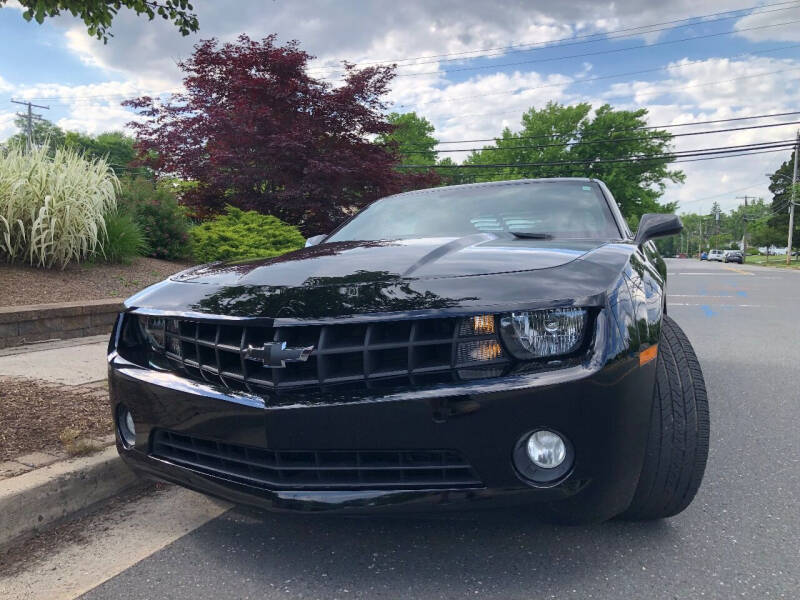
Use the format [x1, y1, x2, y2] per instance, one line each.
[9, 259, 800, 599]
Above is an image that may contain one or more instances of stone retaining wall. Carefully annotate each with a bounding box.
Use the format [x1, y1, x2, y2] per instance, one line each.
[0, 299, 123, 349]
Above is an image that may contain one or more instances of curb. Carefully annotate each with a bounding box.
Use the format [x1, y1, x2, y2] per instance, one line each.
[0, 446, 140, 548]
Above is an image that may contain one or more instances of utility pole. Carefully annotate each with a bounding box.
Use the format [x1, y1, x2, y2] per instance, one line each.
[736, 195, 757, 254]
[697, 217, 703, 258]
[10, 99, 50, 148]
[787, 130, 799, 265]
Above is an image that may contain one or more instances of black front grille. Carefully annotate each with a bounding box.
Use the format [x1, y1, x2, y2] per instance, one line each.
[152, 430, 483, 490]
[155, 315, 506, 394]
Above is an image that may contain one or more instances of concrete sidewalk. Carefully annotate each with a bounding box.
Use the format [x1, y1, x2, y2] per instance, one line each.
[0, 334, 140, 548]
[0, 334, 108, 385]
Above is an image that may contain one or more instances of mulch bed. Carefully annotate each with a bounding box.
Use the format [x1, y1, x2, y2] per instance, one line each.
[0, 376, 113, 461]
[0, 257, 191, 307]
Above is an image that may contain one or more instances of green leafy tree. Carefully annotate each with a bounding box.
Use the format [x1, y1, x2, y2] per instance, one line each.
[6, 118, 141, 177]
[65, 131, 140, 176]
[678, 212, 702, 255]
[749, 220, 785, 251]
[463, 102, 684, 220]
[119, 176, 190, 260]
[7, 118, 141, 176]
[675, 199, 782, 256]
[435, 157, 473, 186]
[0, 0, 198, 42]
[766, 150, 797, 250]
[377, 112, 438, 166]
[6, 116, 66, 154]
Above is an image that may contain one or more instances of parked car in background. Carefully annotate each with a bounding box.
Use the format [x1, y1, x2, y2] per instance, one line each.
[707, 249, 725, 262]
[700, 251, 708, 260]
[723, 250, 744, 264]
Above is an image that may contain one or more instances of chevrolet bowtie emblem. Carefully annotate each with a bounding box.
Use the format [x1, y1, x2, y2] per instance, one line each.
[243, 342, 314, 368]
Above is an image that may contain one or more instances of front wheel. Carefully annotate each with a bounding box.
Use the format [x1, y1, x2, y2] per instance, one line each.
[621, 315, 710, 521]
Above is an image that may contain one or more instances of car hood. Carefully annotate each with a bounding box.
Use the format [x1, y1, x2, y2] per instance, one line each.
[171, 235, 602, 286]
[126, 236, 636, 321]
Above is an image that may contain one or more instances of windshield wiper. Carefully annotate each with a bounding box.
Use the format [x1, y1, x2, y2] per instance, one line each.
[509, 231, 553, 239]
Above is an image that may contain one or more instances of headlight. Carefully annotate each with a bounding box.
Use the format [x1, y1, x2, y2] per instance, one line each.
[139, 315, 166, 351]
[123, 315, 175, 370]
[499, 308, 587, 359]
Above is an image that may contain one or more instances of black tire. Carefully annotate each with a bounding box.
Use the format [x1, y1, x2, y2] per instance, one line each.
[621, 315, 710, 521]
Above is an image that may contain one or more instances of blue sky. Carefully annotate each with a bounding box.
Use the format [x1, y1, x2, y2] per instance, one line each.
[1, 0, 799, 213]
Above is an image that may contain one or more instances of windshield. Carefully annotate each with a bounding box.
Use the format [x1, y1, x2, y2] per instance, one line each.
[327, 181, 621, 242]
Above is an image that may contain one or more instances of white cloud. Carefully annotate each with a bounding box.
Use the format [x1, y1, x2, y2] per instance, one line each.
[601, 56, 800, 212]
[734, 5, 800, 42]
[36, 0, 771, 95]
[64, 27, 108, 69]
[387, 69, 574, 162]
[56, 99, 144, 135]
[0, 112, 17, 141]
[0, 75, 14, 94]
[4, 0, 796, 214]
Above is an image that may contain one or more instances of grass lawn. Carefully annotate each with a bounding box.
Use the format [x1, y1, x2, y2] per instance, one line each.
[0, 257, 192, 307]
[741, 255, 800, 270]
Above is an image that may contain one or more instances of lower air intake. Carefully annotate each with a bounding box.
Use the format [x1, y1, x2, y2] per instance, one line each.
[151, 430, 483, 491]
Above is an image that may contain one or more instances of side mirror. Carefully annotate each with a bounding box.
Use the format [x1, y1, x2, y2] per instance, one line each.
[305, 234, 327, 248]
[634, 213, 682, 245]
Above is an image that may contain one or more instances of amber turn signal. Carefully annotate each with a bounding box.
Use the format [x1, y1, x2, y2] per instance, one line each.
[639, 344, 658, 366]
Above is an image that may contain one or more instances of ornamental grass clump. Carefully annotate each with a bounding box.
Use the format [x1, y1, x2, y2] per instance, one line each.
[0, 144, 118, 268]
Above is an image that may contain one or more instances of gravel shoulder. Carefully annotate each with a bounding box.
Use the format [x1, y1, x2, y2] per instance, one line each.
[0, 257, 190, 307]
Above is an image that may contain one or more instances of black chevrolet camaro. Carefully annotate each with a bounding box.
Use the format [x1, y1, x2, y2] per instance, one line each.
[108, 178, 709, 523]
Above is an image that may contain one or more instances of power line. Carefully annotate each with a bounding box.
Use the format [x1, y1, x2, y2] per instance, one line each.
[744, 198, 792, 220]
[428, 67, 800, 124]
[678, 182, 765, 204]
[22, 89, 174, 103]
[416, 110, 800, 147]
[322, 17, 800, 80]
[396, 139, 797, 169]
[395, 43, 800, 109]
[29, 41, 800, 106]
[400, 120, 800, 154]
[641, 147, 790, 164]
[25, 39, 800, 107]
[423, 149, 795, 187]
[10, 99, 49, 148]
[440, 66, 800, 121]
[21, 4, 800, 107]
[309, 1, 800, 72]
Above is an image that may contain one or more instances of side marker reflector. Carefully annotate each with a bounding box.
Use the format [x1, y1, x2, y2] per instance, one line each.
[639, 344, 658, 366]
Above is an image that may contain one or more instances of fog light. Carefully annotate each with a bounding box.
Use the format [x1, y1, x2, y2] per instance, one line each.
[117, 405, 136, 448]
[512, 428, 574, 485]
[527, 430, 566, 469]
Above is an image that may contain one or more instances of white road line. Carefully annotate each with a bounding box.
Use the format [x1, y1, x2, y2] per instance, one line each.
[669, 295, 745, 298]
[668, 273, 782, 279]
[669, 303, 765, 307]
[0, 486, 230, 600]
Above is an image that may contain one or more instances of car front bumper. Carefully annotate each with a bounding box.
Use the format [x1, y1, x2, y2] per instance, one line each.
[108, 323, 657, 521]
